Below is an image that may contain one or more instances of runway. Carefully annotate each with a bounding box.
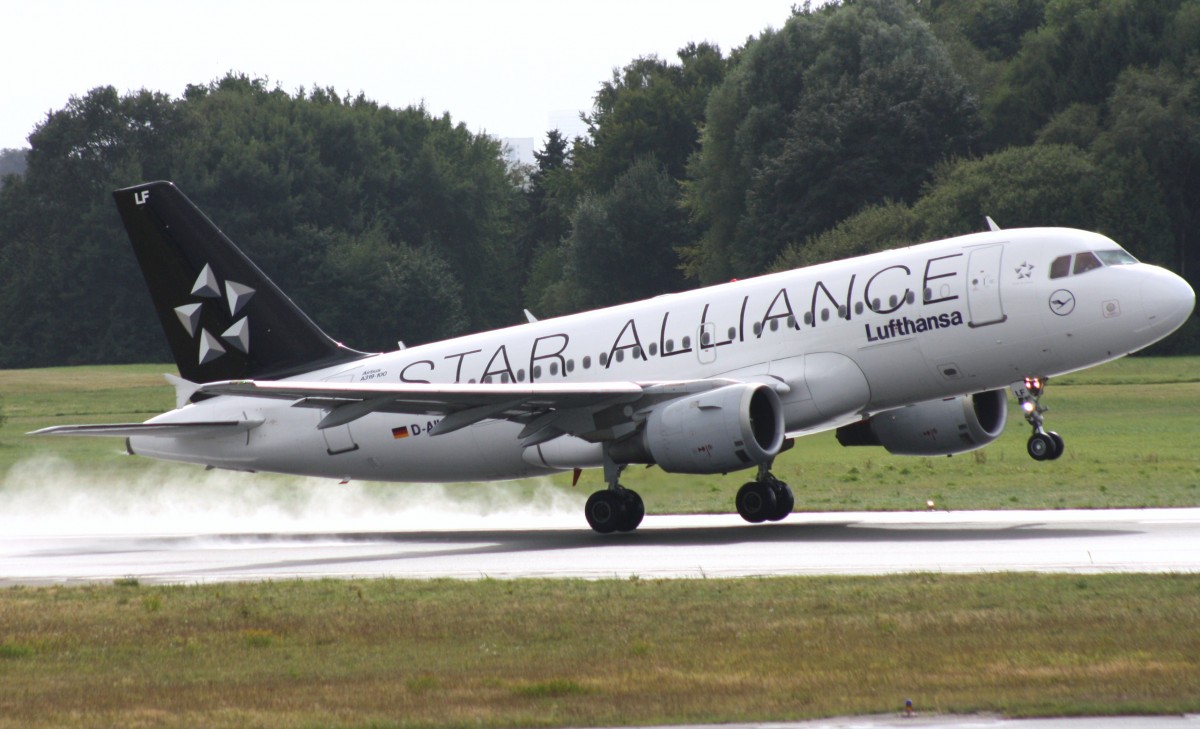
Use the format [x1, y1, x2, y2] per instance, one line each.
[2, 507, 1198, 585]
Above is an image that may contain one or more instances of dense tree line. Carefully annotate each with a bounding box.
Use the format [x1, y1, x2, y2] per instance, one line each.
[1, 0, 1197, 368]
[0, 149, 26, 178]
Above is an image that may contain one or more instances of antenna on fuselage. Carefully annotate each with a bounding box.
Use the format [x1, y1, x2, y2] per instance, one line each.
[985, 216, 1002, 232]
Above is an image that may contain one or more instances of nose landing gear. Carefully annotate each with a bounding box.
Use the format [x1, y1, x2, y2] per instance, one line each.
[1012, 377, 1064, 461]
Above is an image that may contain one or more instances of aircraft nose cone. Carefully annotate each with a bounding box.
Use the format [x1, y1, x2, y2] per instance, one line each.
[1141, 267, 1195, 335]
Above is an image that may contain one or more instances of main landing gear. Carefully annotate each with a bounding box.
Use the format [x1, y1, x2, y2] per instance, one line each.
[584, 456, 645, 534]
[585, 454, 795, 533]
[1012, 376, 1064, 461]
[735, 461, 794, 524]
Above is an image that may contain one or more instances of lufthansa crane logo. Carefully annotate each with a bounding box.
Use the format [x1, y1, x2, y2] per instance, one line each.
[1049, 289, 1076, 316]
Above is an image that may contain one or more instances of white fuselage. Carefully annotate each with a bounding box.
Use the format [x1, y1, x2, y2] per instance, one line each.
[131, 228, 1195, 481]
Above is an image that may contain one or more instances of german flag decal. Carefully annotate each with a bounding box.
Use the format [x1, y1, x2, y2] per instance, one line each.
[391, 426, 410, 439]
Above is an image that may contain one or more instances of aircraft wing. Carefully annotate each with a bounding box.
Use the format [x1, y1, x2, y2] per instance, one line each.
[30, 420, 263, 439]
[195, 378, 755, 445]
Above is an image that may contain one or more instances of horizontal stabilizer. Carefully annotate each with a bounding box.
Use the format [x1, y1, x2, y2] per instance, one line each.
[29, 420, 263, 439]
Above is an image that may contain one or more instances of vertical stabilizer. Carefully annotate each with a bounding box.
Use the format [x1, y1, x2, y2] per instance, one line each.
[114, 181, 365, 383]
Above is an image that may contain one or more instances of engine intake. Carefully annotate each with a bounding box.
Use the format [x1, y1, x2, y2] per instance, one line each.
[836, 389, 1008, 456]
[609, 383, 785, 474]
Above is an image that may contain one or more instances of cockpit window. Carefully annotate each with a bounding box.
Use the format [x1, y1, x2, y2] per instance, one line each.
[1050, 249, 1136, 279]
[1073, 251, 1103, 275]
[1096, 249, 1138, 266]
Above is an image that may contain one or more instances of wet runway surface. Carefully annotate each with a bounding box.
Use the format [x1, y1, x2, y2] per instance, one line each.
[3, 508, 1198, 585]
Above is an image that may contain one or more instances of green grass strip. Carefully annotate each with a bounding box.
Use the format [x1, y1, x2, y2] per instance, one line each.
[0, 574, 1197, 728]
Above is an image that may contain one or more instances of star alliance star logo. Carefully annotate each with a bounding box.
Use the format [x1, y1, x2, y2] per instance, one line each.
[173, 264, 255, 365]
[1015, 261, 1034, 279]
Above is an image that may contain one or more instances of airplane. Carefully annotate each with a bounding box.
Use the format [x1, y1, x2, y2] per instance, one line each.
[32, 181, 1195, 533]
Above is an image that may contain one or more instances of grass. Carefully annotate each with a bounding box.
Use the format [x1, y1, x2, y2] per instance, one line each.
[1, 574, 1198, 728]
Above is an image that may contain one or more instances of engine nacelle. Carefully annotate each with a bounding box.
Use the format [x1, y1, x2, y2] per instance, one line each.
[836, 389, 1008, 456]
[609, 383, 785, 474]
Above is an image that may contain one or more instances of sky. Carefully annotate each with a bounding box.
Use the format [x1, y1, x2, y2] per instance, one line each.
[1, 0, 795, 153]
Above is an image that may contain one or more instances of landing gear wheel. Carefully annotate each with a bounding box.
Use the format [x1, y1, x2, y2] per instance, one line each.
[585, 488, 644, 534]
[1027, 432, 1061, 461]
[585, 490, 625, 534]
[618, 489, 645, 532]
[1013, 377, 1067, 462]
[766, 481, 794, 522]
[1047, 431, 1064, 460]
[736, 481, 778, 524]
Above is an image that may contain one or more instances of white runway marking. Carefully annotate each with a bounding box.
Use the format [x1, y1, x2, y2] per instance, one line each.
[2, 508, 1198, 585]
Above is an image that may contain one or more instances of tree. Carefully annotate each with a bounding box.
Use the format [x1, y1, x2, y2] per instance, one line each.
[0, 148, 27, 179]
[574, 42, 727, 192]
[1093, 62, 1200, 277]
[300, 223, 469, 352]
[521, 130, 576, 284]
[984, 0, 1200, 147]
[0, 75, 525, 367]
[552, 158, 690, 313]
[685, 0, 979, 283]
[773, 201, 922, 272]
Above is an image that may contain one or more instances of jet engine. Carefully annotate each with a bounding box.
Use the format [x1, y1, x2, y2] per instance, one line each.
[609, 383, 785, 474]
[835, 390, 1008, 456]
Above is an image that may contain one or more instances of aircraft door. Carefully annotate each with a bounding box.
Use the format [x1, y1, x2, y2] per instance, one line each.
[966, 244, 1007, 327]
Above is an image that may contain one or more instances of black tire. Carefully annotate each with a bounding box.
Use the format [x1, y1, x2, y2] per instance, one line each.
[736, 481, 778, 524]
[766, 481, 794, 522]
[1027, 432, 1055, 461]
[1047, 431, 1065, 460]
[585, 490, 625, 534]
[617, 489, 645, 532]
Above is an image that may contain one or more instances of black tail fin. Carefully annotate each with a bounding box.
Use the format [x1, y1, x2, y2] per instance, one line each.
[114, 181, 366, 383]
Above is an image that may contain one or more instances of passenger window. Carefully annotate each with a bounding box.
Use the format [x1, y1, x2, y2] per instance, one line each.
[1074, 251, 1103, 275]
[1050, 255, 1071, 279]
